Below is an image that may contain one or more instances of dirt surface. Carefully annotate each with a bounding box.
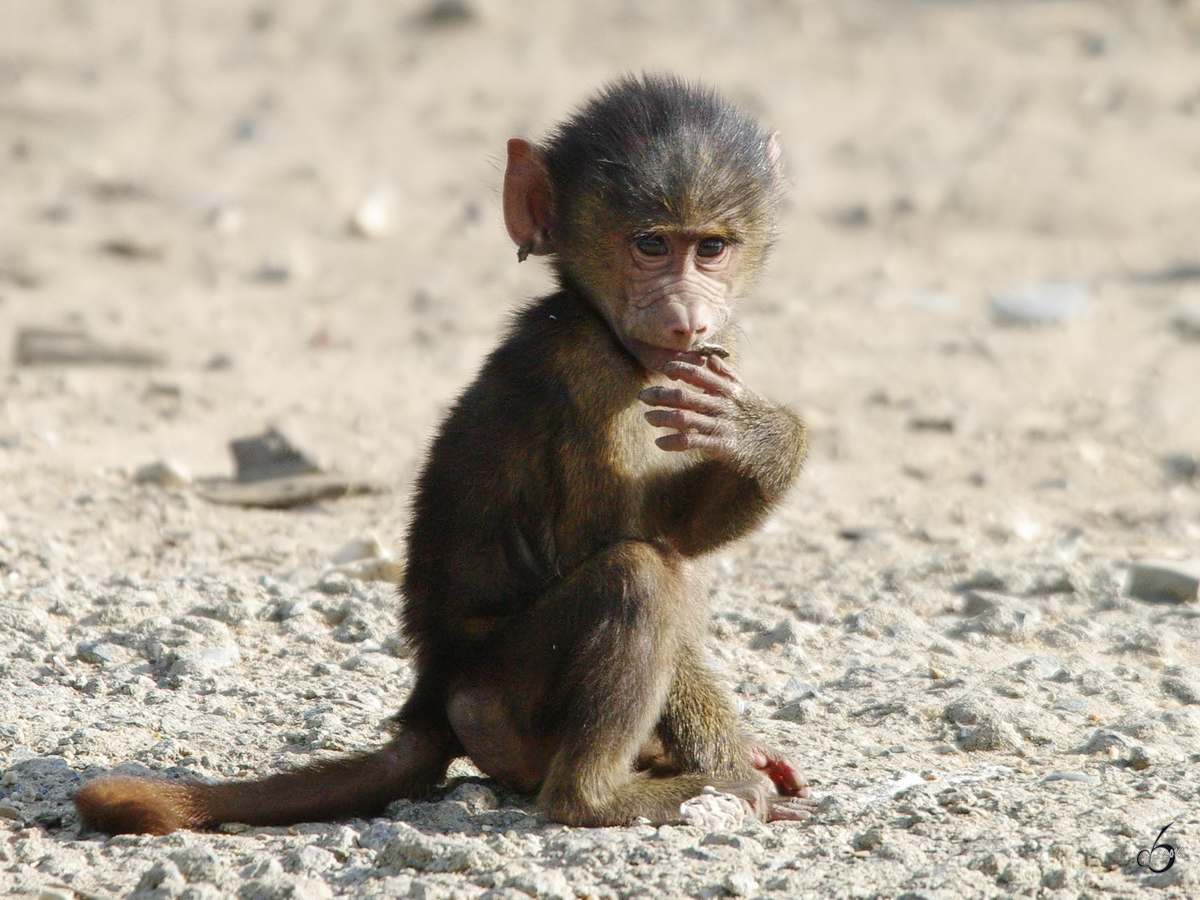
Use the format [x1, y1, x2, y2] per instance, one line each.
[1, 1, 1199, 898]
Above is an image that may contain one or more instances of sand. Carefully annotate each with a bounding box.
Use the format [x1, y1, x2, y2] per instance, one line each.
[0, 1, 1198, 897]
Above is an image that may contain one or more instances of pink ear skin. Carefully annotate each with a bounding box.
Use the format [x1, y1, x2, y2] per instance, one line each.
[503, 138, 555, 260]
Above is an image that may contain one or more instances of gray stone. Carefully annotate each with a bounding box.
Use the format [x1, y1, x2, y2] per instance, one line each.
[134, 460, 193, 488]
[77, 641, 129, 665]
[1041, 771, 1099, 785]
[1125, 559, 1200, 604]
[1171, 297, 1200, 340]
[989, 282, 1090, 325]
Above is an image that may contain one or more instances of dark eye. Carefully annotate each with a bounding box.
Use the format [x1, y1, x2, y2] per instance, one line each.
[634, 234, 668, 257]
[696, 237, 727, 258]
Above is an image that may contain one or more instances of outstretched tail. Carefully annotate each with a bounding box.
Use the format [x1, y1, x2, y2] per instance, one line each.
[75, 729, 456, 835]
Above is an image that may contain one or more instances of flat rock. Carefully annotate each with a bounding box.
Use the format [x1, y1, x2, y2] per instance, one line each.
[14, 327, 166, 367]
[989, 282, 1090, 325]
[1125, 559, 1200, 604]
[194, 474, 380, 509]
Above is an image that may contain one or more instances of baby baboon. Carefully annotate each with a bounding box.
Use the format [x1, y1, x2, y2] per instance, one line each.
[75, 74, 813, 834]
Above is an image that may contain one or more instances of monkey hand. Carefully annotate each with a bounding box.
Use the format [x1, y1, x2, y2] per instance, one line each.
[638, 353, 804, 493]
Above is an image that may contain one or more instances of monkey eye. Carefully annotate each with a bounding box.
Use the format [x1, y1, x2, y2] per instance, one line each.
[696, 237, 728, 258]
[633, 233, 669, 257]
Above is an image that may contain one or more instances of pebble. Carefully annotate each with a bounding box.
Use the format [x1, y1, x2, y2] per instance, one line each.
[349, 186, 396, 238]
[133, 459, 193, 488]
[1125, 559, 1200, 604]
[1016, 656, 1066, 681]
[956, 591, 1041, 640]
[722, 871, 759, 896]
[1160, 668, 1200, 705]
[76, 640, 128, 665]
[1171, 296, 1200, 340]
[1162, 452, 1198, 484]
[989, 282, 1090, 325]
[748, 618, 797, 649]
[679, 788, 748, 831]
[1041, 771, 1099, 785]
[782, 675, 821, 700]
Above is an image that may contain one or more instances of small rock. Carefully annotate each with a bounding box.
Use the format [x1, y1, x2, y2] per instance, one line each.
[415, 0, 480, 28]
[1126, 559, 1200, 604]
[679, 787, 748, 831]
[722, 871, 759, 897]
[748, 619, 797, 649]
[76, 641, 129, 665]
[375, 823, 495, 873]
[256, 245, 312, 283]
[953, 570, 1008, 593]
[771, 700, 813, 723]
[1160, 668, 1200, 705]
[133, 459, 192, 488]
[989, 282, 1090, 326]
[349, 186, 395, 238]
[782, 675, 821, 701]
[231, 428, 321, 483]
[1074, 728, 1127, 757]
[167, 645, 239, 683]
[1162, 452, 1198, 484]
[445, 782, 498, 811]
[208, 204, 244, 235]
[1127, 744, 1156, 770]
[1016, 656, 1066, 681]
[852, 826, 885, 851]
[1041, 771, 1099, 785]
[316, 571, 354, 595]
[15, 327, 166, 367]
[1171, 296, 1200, 340]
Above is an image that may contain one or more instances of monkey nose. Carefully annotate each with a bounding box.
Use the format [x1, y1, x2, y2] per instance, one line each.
[670, 312, 711, 347]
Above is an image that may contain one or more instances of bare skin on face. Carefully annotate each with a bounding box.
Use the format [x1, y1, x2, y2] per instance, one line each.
[73, 75, 814, 835]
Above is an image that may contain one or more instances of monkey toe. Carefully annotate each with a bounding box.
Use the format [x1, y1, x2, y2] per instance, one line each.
[767, 795, 819, 823]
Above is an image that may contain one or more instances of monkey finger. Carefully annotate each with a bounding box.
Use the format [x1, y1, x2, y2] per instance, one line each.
[660, 360, 742, 398]
[639, 386, 728, 417]
[643, 408, 720, 434]
[654, 432, 734, 460]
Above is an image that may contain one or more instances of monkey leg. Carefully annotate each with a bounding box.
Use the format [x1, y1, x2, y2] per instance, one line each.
[75, 692, 459, 835]
[458, 539, 775, 826]
[656, 649, 817, 822]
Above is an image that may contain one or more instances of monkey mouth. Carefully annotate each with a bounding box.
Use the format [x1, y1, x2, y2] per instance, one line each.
[627, 339, 724, 373]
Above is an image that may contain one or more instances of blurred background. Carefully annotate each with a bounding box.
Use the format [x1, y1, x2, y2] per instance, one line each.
[0, 0, 1198, 567]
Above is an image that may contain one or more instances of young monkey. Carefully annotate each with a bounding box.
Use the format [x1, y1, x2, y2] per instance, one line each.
[74, 74, 815, 834]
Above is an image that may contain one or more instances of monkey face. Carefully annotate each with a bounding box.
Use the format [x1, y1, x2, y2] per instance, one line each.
[600, 229, 739, 372]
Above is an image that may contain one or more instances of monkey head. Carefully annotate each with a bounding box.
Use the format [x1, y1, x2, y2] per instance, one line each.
[503, 74, 785, 374]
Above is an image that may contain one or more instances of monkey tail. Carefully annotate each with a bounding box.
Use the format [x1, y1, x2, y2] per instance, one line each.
[75, 740, 441, 835]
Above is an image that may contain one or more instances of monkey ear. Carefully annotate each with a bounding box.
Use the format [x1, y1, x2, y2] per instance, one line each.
[504, 139, 555, 258]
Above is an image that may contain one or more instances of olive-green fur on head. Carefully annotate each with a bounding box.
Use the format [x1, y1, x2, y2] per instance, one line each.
[542, 74, 783, 283]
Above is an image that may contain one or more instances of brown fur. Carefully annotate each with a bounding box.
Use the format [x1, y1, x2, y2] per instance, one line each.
[74, 74, 813, 835]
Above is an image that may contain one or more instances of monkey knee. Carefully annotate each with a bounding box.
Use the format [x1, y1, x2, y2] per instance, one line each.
[602, 541, 683, 612]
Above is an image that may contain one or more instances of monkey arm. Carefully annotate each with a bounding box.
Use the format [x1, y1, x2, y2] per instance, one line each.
[644, 393, 805, 556]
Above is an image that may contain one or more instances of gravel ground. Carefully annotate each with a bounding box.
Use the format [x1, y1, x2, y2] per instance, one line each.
[1, 1, 1199, 898]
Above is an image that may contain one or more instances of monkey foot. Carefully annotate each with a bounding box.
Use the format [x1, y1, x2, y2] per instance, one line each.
[746, 741, 809, 798]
